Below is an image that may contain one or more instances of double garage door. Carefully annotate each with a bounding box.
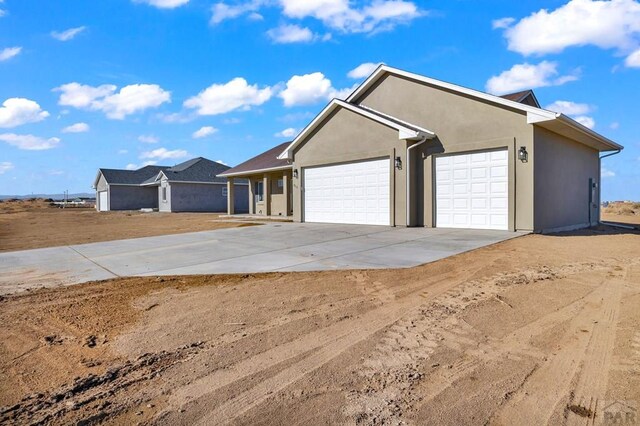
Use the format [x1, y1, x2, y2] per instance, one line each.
[303, 158, 390, 226]
[302, 150, 508, 230]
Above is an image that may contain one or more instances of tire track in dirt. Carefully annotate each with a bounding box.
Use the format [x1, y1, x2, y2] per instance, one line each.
[491, 266, 628, 426]
[154, 263, 497, 424]
[344, 262, 610, 424]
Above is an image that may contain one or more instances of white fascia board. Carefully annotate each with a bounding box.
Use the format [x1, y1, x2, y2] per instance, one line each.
[556, 114, 623, 151]
[277, 99, 435, 159]
[166, 180, 250, 186]
[218, 165, 293, 178]
[527, 110, 558, 124]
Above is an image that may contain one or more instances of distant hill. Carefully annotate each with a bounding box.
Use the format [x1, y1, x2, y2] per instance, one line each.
[0, 193, 95, 201]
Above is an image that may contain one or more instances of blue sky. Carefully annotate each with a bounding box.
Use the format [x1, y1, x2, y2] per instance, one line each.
[0, 0, 638, 200]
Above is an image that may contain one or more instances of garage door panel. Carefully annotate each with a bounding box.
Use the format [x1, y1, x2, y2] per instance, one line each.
[304, 158, 390, 226]
[436, 149, 508, 230]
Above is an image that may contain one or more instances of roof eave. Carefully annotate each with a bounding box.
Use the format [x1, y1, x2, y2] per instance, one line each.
[531, 113, 623, 152]
[218, 164, 293, 178]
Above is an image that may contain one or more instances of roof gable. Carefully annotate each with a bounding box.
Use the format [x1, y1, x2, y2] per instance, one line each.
[219, 142, 292, 177]
[162, 157, 232, 183]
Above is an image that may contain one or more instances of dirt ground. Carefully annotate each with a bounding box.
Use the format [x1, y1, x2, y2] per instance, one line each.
[602, 201, 640, 226]
[0, 200, 254, 252]
[1, 225, 639, 425]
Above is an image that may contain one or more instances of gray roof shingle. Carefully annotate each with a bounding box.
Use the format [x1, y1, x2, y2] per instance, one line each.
[100, 165, 169, 185]
[218, 142, 292, 177]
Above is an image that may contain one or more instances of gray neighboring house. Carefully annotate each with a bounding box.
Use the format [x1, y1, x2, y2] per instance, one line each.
[93, 165, 169, 211]
[225, 64, 623, 233]
[142, 157, 249, 213]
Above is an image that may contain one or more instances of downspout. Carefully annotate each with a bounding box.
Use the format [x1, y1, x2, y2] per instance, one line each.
[597, 149, 622, 225]
[406, 135, 429, 227]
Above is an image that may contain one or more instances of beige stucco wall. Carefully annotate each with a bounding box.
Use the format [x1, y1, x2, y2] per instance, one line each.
[246, 170, 292, 216]
[533, 127, 600, 232]
[352, 74, 536, 230]
[292, 107, 406, 225]
[291, 74, 536, 230]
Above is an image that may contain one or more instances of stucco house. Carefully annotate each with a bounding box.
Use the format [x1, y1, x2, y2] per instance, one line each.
[143, 157, 249, 213]
[223, 65, 622, 233]
[93, 165, 169, 211]
[94, 157, 248, 213]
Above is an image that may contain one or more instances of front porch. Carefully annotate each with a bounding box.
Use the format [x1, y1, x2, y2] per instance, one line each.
[226, 169, 293, 218]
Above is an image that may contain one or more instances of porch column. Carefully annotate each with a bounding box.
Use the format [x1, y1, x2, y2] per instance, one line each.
[263, 174, 271, 216]
[283, 173, 290, 216]
[248, 177, 255, 215]
[227, 178, 235, 215]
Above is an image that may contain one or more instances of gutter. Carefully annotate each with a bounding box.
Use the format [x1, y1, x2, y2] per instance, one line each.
[405, 134, 430, 227]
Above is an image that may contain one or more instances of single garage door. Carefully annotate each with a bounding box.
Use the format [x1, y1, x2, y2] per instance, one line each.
[98, 191, 108, 211]
[435, 149, 508, 230]
[304, 158, 390, 225]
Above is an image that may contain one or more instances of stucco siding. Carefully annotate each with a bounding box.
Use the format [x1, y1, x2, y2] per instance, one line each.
[353, 74, 535, 231]
[292, 107, 404, 225]
[109, 185, 158, 210]
[96, 174, 108, 191]
[533, 127, 600, 232]
[166, 182, 248, 213]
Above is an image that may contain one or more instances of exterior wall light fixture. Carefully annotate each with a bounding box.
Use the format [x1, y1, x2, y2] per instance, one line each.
[395, 156, 402, 170]
[293, 169, 298, 179]
[518, 146, 528, 162]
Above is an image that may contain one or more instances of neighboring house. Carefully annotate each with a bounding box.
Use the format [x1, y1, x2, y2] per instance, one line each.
[218, 142, 293, 216]
[142, 157, 249, 213]
[93, 165, 169, 211]
[224, 65, 622, 233]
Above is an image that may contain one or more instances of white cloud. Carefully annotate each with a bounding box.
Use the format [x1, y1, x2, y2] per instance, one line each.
[601, 167, 615, 178]
[0, 133, 60, 150]
[0, 98, 49, 128]
[184, 78, 272, 115]
[140, 147, 189, 160]
[574, 116, 596, 129]
[135, 0, 189, 9]
[215, 159, 228, 165]
[545, 100, 592, 115]
[0, 162, 14, 174]
[485, 61, 579, 95]
[192, 126, 218, 139]
[54, 82, 170, 119]
[157, 112, 194, 123]
[545, 101, 595, 128]
[275, 127, 297, 138]
[211, 0, 264, 24]
[492, 17, 515, 29]
[62, 122, 89, 133]
[610, 122, 620, 129]
[126, 160, 158, 170]
[625, 48, 640, 67]
[138, 134, 159, 144]
[279, 72, 355, 106]
[281, 0, 423, 33]
[118, 149, 129, 154]
[267, 24, 317, 43]
[212, 0, 423, 34]
[347, 62, 382, 79]
[51, 26, 86, 41]
[0, 46, 21, 61]
[498, 0, 640, 57]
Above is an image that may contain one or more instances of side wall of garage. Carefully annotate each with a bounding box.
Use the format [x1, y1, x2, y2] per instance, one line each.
[352, 74, 535, 231]
[167, 182, 249, 213]
[109, 185, 158, 210]
[292, 107, 406, 226]
[533, 127, 600, 232]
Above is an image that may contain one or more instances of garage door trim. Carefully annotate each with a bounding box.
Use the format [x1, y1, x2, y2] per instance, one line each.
[302, 157, 391, 226]
[434, 148, 509, 230]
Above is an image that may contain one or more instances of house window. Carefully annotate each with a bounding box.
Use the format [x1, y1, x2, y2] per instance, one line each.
[162, 187, 167, 202]
[255, 181, 264, 202]
[277, 179, 284, 188]
[222, 186, 228, 197]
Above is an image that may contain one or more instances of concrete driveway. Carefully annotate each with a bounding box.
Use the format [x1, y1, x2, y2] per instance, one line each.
[0, 222, 526, 294]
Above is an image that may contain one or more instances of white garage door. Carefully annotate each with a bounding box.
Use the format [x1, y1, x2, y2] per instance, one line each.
[436, 149, 508, 230]
[304, 158, 390, 225]
[99, 191, 108, 211]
